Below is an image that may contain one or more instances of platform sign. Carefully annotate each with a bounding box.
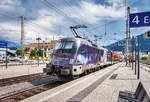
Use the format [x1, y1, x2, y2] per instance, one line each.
[129, 11, 150, 28]
[0, 41, 7, 47]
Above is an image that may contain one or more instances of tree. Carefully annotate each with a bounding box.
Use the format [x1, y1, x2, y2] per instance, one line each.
[24, 47, 30, 53]
[16, 49, 22, 56]
[30, 49, 37, 56]
[37, 49, 43, 57]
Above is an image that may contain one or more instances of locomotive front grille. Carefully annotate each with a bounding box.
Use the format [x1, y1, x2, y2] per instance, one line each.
[61, 69, 70, 75]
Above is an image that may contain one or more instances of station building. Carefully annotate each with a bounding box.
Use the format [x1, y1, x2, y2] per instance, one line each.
[0, 48, 16, 57]
[22, 40, 57, 58]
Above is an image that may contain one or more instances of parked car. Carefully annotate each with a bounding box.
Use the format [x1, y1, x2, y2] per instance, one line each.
[2, 56, 10, 61]
[17, 56, 28, 62]
[9, 57, 20, 61]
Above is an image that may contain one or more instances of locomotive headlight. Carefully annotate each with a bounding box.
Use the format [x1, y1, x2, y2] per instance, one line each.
[69, 59, 74, 64]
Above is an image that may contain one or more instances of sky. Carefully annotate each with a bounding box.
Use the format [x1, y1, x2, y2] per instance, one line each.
[0, 0, 150, 47]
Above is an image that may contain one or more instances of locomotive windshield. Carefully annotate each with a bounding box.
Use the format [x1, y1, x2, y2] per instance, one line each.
[53, 41, 75, 55]
[54, 41, 74, 50]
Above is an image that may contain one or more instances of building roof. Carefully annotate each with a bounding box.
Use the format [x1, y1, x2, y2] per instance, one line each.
[23, 40, 57, 48]
[0, 48, 16, 55]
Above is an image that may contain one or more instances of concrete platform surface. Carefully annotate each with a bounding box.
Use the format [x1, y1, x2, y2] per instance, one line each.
[0, 64, 45, 79]
[140, 64, 150, 97]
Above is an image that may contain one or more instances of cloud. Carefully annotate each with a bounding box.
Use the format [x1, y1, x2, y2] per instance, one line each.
[0, 0, 138, 47]
[69, 0, 125, 24]
[0, 0, 25, 16]
[0, 21, 20, 42]
[0, 0, 25, 43]
[0, 1, 67, 44]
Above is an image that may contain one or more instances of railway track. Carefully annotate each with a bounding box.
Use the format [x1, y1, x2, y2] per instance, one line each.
[0, 80, 65, 102]
[141, 63, 150, 73]
[0, 73, 48, 87]
[0, 63, 116, 102]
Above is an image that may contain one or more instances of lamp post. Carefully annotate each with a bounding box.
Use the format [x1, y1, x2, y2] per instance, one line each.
[36, 37, 41, 66]
[132, 36, 134, 70]
[43, 41, 45, 63]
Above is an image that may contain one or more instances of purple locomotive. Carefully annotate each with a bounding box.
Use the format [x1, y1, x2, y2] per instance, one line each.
[44, 37, 112, 80]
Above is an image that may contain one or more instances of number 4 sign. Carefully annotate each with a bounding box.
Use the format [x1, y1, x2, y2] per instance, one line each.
[129, 11, 150, 28]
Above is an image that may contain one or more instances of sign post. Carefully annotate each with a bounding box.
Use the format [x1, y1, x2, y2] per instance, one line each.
[137, 37, 140, 79]
[129, 10, 150, 79]
[134, 37, 137, 75]
[132, 37, 134, 70]
[6, 43, 8, 69]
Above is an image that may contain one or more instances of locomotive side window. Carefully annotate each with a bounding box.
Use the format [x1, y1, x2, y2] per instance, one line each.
[81, 45, 86, 54]
[100, 49, 104, 56]
[54, 41, 62, 50]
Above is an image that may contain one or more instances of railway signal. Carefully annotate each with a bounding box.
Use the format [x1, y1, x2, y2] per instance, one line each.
[148, 31, 150, 37]
[143, 31, 150, 39]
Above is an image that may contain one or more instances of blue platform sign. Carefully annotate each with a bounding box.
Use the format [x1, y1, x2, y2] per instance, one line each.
[129, 11, 150, 28]
[0, 41, 7, 47]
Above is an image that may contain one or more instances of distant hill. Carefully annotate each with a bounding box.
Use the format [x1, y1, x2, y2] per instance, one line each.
[106, 34, 150, 53]
[1, 33, 150, 52]
[0, 40, 20, 50]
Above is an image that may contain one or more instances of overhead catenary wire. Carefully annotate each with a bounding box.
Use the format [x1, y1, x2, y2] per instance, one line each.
[0, 8, 67, 39]
[24, 22, 66, 41]
[41, 0, 80, 25]
[24, 21, 53, 33]
[41, 0, 119, 43]
[0, 10, 21, 20]
[62, 0, 120, 38]
[40, 0, 91, 39]
[62, 0, 85, 21]
[24, 21, 63, 37]
[62, 0, 102, 38]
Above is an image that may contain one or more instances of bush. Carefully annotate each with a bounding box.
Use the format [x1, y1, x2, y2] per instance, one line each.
[30, 49, 37, 56]
[141, 56, 148, 60]
[16, 49, 22, 56]
[3, 60, 10, 63]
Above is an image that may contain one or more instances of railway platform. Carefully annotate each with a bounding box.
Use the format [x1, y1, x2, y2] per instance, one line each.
[0, 64, 46, 79]
[21, 62, 150, 102]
